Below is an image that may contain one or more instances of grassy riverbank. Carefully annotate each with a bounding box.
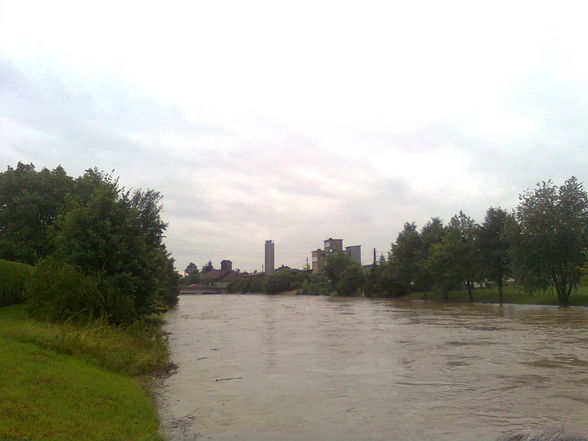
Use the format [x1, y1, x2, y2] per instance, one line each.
[404, 285, 588, 306]
[0, 305, 170, 441]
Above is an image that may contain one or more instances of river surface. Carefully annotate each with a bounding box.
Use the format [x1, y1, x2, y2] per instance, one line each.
[155, 295, 588, 441]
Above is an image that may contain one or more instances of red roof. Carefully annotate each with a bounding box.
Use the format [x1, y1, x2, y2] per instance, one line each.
[201, 269, 245, 283]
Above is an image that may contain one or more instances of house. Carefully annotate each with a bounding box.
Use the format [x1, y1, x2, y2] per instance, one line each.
[200, 260, 247, 288]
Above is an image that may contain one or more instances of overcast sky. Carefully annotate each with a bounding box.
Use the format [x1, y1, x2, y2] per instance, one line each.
[2, 0, 588, 272]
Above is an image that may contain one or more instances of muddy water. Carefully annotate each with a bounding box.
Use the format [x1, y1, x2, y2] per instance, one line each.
[155, 295, 588, 441]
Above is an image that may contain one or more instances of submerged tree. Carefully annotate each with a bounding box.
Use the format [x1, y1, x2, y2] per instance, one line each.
[508, 177, 588, 306]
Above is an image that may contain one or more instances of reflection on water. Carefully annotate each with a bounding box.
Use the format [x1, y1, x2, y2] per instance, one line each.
[155, 295, 588, 441]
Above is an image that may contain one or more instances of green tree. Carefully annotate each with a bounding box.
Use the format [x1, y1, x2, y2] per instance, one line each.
[477, 207, 511, 302]
[337, 264, 365, 296]
[417, 217, 445, 295]
[0, 163, 73, 264]
[182, 262, 200, 285]
[325, 252, 364, 296]
[46, 169, 178, 322]
[508, 177, 588, 306]
[391, 222, 422, 291]
[201, 260, 214, 274]
[364, 256, 403, 297]
[264, 269, 304, 294]
[425, 212, 479, 300]
[325, 252, 352, 290]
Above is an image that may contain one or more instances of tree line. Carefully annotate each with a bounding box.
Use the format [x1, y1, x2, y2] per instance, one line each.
[0, 162, 179, 323]
[368, 177, 588, 306]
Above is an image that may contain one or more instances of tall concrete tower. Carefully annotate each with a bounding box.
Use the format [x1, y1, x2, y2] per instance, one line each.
[265, 240, 275, 275]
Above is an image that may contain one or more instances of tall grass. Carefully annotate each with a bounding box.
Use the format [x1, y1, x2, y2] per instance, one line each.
[0, 305, 171, 376]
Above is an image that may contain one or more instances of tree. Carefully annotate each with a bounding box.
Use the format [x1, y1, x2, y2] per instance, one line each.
[391, 222, 422, 291]
[182, 262, 200, 285]
[325, 252, 364, 296]
[418, 217, 445, 295]
[325, 252, 352, 290]
[477, 207, 511, 302]
[201, 260, 214, 274]
[508, 177, 588, 306]
[425, 211, 479, 300]
[0, 163, 73, 264]
[39, 168, 178, 322]
[337, 264, 365, 295]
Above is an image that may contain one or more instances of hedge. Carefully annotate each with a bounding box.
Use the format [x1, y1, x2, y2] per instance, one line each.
[0, 259, 34, 306]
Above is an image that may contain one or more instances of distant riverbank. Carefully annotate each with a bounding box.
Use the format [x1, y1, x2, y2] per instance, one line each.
[0, 305, 170, 441]
[404, 285, 588, 306]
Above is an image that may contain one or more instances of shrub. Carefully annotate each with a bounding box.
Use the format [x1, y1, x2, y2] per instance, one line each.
[228, 278, 266, 293]
[264, 269, 304, 294]
[25, 259, 106, 322]
[0, 259, 34, 306]
[300, 274, 331, 295]
[336, 265, 365, 296]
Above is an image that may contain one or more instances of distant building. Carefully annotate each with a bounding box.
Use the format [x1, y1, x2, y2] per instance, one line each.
[311, 248, 325, 273]
[345, 245, 361, 265]
[324, 238, 343, 254]
[220, 260, 232, 271]
[201, 260, 245, 288]
[311, 238, 361, 274]
[265, 240, 275, 275]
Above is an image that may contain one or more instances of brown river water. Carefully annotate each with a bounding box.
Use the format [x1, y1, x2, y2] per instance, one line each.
[155, 294, 588, 441]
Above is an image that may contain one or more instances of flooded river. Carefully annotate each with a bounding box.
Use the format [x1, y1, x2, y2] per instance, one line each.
[156, 295, 588, 441]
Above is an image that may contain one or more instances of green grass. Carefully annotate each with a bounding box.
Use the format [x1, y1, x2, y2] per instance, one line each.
[0, 305, 169, 441]
[405, 285, 588, 306]
[0, 305, 170, 376]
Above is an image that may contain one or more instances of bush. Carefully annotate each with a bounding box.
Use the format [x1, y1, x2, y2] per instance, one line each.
[26, 259, 106, 322]
[300, 274, 331, 295]
[228, 277, 266, 293]
[0, 259, 34, 306]
[264, 269, 305, 294]
[337, 265, 365, 296]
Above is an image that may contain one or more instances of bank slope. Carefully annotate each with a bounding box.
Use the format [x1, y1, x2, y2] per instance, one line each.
[0, 306, 165, 441]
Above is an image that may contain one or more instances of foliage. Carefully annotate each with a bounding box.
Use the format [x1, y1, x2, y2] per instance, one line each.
[507, 177, 588, 306]
[1, 163, 179, 323]
[26, 259, 105, 322]
[424, 211, 479, 299]
[0, 163, 74, 264]
[181, 262, 201, 285]
[300, 273, 331, 295]
[325, 252, 364, 296]
[477, 207, 511, 301]
[228, 277, 266, 293]
[364, 259, 404, 297]
[264, 269, 305, 294]
[201, 260, 214, 274]
[0, 259, 34, 306]
[337, 264, 365, 295]
[390, 222, 422, 291]
[45, 169, 178, 322]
